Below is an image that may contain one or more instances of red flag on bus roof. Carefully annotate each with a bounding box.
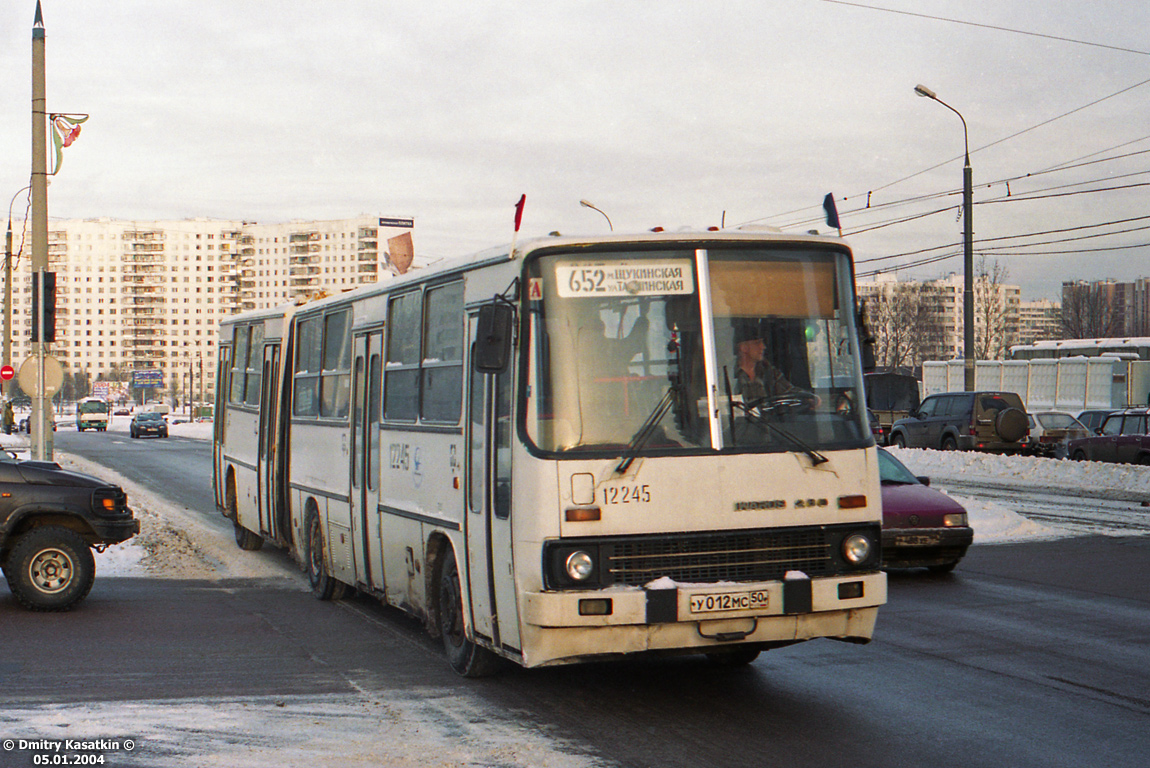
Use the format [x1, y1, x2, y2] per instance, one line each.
[514, 194, 526, 232]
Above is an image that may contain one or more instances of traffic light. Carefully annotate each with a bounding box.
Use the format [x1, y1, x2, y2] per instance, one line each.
[30, 271, 56, 342]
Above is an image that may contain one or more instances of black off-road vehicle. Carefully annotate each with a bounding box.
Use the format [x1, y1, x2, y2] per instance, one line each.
[0, 451, 139, 611]
[889, 390, 1030, 453]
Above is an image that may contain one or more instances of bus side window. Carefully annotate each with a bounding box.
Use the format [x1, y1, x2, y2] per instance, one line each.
[422, 282, 464, 423]
[384, 292, 421, 421]
[293, 316, 321, 417]
[320, 310, 351, 419]
[230, 325, 250, 404]
[243, 324, 264, 406]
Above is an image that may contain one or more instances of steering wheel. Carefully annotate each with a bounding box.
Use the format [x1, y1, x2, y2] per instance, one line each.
[746, 392, 819, 414]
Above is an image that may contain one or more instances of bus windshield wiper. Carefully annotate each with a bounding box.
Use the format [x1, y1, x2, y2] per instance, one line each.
[616, 386, 678, 474]
[722, 369, 828, 466]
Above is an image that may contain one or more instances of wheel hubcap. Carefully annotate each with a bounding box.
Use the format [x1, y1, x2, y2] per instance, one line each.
[29, 548, 75, 593]
[309, 522, 323, 578]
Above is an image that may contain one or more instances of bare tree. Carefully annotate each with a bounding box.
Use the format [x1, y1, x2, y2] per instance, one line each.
[1061, 281, 1119, 338]
[974, 257, 1014, 360]
[866, 282, 945, 368]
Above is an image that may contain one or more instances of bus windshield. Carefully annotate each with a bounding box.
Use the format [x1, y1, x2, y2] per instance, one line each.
[524, 245, 869, 455]
[78, 400, 109, 414]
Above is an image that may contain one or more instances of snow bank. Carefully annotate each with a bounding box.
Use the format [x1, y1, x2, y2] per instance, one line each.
[889, 446, 1150, 497]
[2, 425, 294, 582]
[949, 496, 1062, 544]
[889, 446, 1150, 544]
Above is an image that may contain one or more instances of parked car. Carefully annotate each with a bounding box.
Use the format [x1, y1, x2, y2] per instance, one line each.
[888, 391, 1029, 453]
[868, 409, 886, 445]
[0, 452, 139, 610]
[17, 416, 57, 433]
[865, 371, 920, 444]
[130, 411, 169, 438]
[1025, 411, 1090, 458]
[1076, 409, 1118, 433]
[1067, 407, 1150, 464]
[879, 448, 973, 572]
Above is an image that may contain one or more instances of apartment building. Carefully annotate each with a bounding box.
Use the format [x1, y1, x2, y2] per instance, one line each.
[857, 272, 1023, 365]
[1062, 278, 1150, 338]
[1016, 299, 1062, 346]
[4, 215, 413, 403]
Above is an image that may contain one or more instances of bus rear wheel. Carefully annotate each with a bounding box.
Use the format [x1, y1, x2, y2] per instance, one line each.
[305, 510, 346, 601]
[438, 552, 498, 677]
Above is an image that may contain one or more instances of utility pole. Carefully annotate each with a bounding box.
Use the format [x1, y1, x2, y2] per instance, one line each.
[198, 347, 204, 420]
[31, 1, 53, 460]
[3, 208, 15, 402]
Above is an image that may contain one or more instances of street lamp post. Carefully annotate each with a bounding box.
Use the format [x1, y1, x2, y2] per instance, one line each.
[579, 199, 613, 231]
[915, 84, 975, 392]
[4, 186, 31, 402]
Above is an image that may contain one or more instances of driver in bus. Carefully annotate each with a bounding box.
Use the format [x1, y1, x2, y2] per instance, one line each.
[733, 324, 818, 407]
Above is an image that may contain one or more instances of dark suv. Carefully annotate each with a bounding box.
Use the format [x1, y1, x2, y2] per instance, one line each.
[889, 391, 1029, 453]
[1, 452, 139, 611]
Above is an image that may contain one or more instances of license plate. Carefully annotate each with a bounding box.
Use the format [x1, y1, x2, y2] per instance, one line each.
[895, 533, 941, 547]
[689, 590, 769, 614]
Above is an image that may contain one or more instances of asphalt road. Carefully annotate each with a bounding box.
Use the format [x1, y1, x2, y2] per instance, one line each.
[53, 427, 219, 529]
[3, 431, 1147, 767]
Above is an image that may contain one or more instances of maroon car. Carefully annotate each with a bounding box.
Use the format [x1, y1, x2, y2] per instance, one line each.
[1067, 407, 1150, 464]
[879, 448, 973, 573]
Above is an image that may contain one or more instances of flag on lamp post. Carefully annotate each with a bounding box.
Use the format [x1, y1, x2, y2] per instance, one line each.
[49, 113, 88, 175]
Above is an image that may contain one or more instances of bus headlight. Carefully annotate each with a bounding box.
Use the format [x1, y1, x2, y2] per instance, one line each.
[565, 550, 595, 582]
[842, 533, 873, 565]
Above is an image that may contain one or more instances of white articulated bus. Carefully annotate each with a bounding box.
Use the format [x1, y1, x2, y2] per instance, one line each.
[214, 231, 886, 675]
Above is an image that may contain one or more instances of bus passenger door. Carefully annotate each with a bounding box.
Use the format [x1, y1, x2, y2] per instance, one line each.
[257, 342, 280, 539]
[466, 316, 522, 654]
[350, 331, 385, 591]
[212, 345, 232, 512]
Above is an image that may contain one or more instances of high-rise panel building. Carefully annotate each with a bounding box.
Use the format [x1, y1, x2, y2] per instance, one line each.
[3, 215, 413, 403]
[857, 272, 1023, 365]
[1016, 299, 1062, 346]
[1062, 278, 1150, 338]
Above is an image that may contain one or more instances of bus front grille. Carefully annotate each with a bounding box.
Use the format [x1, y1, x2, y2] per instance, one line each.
[605, 528, 834, 586]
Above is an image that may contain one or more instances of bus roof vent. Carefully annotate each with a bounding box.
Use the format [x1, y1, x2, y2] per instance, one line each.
[735, 224, 783, 233]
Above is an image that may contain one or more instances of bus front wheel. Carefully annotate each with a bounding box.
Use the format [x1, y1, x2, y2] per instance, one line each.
[437, 552, 498, 677]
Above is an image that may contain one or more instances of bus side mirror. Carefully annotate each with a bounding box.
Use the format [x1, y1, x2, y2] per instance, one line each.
[856, 306, 876, 373]
[860, 336, 876, 373]
[857, 319, 876, 374]
[473, 303, 514, 374]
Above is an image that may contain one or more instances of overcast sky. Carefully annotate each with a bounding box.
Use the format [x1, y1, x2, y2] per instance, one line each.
[2, 1, 1148, 301]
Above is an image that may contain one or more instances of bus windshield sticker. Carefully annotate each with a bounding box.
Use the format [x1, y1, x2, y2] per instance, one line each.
[556, 261, 695, 298]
